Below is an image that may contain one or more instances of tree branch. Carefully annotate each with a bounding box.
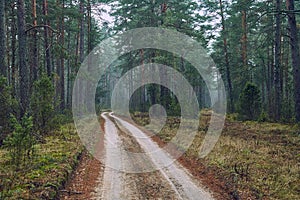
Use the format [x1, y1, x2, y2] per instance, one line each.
[25, 25, 58, 34]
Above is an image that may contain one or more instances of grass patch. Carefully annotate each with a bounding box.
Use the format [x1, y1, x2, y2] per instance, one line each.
[0, 123, 83, 199]
[132, 111, 300, 200]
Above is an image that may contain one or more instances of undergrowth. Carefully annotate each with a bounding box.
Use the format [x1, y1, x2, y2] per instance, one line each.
[0, 123, 83, 199]
[132, 110, 300, 200]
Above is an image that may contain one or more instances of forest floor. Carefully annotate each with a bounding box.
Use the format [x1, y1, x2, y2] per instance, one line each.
[0, 124, 84, 199]
[131, 110, 300, 200]
[58, 111, 299, 200]
[2, 111, 298, 199]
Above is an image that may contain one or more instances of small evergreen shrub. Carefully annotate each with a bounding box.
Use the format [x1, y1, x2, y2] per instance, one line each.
[3, 115, 36, 169]
[238, 82, 262, 121]
[258, 110, 269, 122]
[0, 76, 12, 144]
[30, 75, 55, 134]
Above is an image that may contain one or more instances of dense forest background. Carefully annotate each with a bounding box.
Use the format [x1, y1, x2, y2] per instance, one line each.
[0, 0, 300, 143]
[0, 1, 299, 199]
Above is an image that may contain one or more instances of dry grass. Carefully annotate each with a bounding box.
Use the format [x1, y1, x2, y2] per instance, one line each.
[132, 110, 300, 200]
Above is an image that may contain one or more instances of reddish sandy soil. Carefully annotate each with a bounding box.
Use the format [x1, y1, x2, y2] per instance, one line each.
[59, 115, 232, 200]
[58, 118, 106, 200]
[140, 131, 232, 200]
[117, 115, 233, 200]
[58, 150, 103, 200]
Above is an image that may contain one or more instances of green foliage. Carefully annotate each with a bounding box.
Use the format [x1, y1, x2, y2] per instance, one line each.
[0, 76, 12, 144]
[258, 110, 269, 122]
[280, 98, 294, 122]
[169, 98, 181, 116]
[0, 123, 82, 199]
[238, 82, 262, 120]
[3, 115, 36, 169]
[30, 75, 55, 134]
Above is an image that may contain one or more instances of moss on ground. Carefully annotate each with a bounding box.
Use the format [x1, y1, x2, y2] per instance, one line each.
[0, 123, 84, 200]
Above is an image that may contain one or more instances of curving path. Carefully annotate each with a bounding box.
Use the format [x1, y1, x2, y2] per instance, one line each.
[93, 112, 214, 200]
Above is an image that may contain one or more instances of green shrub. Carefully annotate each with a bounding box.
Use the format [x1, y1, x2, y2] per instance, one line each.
[258, 110, 269, 122]
[238, 82, 262, 121]
[3, 115, 36, 169]
[30, 75, 55, 134]
[0, 76, 12, 144]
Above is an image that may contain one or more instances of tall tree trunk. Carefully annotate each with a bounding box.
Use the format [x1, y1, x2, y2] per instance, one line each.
[55, 0, 65, 111]
[60, 0, 65, 111]
[87, 0, 92, 54]
[274, 0, 282, 121]
[241, 10, 248, 81]
[66, 0, 72, 109]
[79, 0, 85, 63]
[76, 0, 85, 110]
[17, 0, 28, 117]
[159, 2, 169, 110]
[28, 0, 38, 97]
[43, 0, 52, 77]
[6, 8, 10, 85]
[0, 0, 6, 77]
[267, 45, 272, 116]
[31, 0, 38, 81]
[219, 0, 234, 112]
[11, 3, 16, 97]
[286, 0, 300, 122]
[66, 28, 71, 109]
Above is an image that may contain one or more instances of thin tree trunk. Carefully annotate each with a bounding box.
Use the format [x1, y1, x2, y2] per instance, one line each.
[66, 29, 71, 109]
[274, 0, 282, 121]
[43, 0, 52, 77]
[60, 0, 65, 110]
[79, 0, 85, 63]
[66, 0, 72, 109]
[286, 0, 300, 122]
[11, 3, 16, 97]
[31, 0, 38, 81]
[17, 0, 28, 117]
[241, 10, 248, 81]
[76, 0, 85, 110]
[87, 0, 92, 54]
[55, 0, 65, 111]
[28, 0, 38, 97]
[5, 5, 10, 84]
[0, 0, 6, 77]
[267, 45, 272, 116]
[219, 0, 234, 113]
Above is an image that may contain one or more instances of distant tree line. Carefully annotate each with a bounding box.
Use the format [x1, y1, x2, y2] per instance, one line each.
[0, 0, 102, 145]
[97, 0, 300, 122]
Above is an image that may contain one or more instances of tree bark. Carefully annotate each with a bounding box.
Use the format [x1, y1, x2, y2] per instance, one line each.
[11, 3, 16, 96]
[219, 0, 234, 113]
[274, 0, 282, 121]
[55, 0, 65, 111]
[286, 0, 300, 122]
[241, 10, 248, 80]
[0, 0, 6, 77]
[79, 0, 85, 63]
[60, 0, 65, 111]
[43, 0, 52, 77]
[66, 0, 73, 109]
[31, 0, 38, 81]
[17, 0, 28, 117]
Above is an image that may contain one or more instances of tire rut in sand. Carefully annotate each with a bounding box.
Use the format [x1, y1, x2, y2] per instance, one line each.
[109, 116, 180, 200]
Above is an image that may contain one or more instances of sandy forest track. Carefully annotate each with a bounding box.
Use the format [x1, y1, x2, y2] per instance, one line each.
[92, 113, 214, 200]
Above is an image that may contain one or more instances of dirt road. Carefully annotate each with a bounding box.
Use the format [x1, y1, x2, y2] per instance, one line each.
[93, 113, 214, 200]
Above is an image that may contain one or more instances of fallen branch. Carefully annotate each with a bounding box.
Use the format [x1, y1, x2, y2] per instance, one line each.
[59, 189, 83, 195]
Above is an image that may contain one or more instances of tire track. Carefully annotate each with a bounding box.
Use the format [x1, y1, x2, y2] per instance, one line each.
[110, 113, 214, 200]
[94, 113, 214, 200]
